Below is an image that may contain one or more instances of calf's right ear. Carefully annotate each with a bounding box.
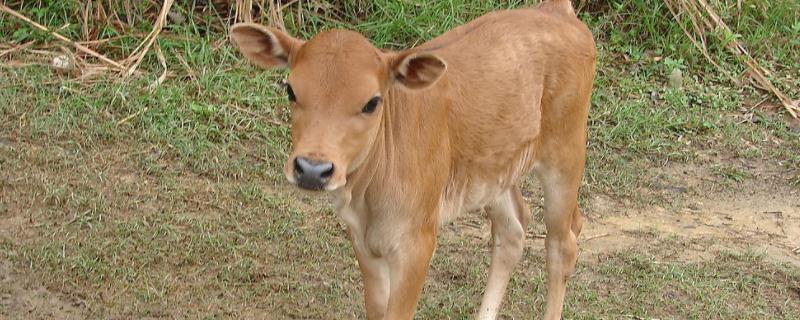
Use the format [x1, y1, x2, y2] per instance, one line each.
[230, 23, 305, 69]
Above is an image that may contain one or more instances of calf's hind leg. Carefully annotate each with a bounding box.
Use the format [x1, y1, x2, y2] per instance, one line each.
[536, 140, 586, 320]
[477, 186, 531, 320]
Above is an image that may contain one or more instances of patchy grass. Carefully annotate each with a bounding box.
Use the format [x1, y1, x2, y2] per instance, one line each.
[2, 0, 800, 319]
[415, 235, 800, 319]
[711, 164, 752, 183]
[565, 250, 800, 319]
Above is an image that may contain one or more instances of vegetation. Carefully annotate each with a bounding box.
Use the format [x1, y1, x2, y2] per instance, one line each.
[1, 0, 798, 318]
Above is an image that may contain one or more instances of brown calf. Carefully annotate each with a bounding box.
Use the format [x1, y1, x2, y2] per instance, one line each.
[231, 0, 595, 319]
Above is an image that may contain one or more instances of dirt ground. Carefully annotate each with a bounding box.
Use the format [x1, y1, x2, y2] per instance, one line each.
[2, 139, 798, 319]
[447, 163, 800, 267]
[0, 260, 85, 320]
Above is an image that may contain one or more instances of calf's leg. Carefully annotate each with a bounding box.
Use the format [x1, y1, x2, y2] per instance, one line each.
[351, 232, 391, 320]
[477, 186, 531, 319]
[536, 139, 585, 320]
[382, 226, 437, 320]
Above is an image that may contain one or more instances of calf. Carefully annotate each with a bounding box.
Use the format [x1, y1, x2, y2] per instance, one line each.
[231, 0, 595, 318]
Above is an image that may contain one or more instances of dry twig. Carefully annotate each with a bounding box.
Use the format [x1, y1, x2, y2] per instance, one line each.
[0, 41, 35, 59]
[584, 233, 610, 241]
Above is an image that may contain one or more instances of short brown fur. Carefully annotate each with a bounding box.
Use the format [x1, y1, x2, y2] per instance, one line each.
[231, 1, 595, 319]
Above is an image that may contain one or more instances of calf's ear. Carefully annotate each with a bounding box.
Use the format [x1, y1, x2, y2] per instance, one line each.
[230, 23, 305, 69]
[390, 52, 447, 90]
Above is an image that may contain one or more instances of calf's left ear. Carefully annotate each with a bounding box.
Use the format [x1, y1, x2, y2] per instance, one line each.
[391, 52, 447, 90]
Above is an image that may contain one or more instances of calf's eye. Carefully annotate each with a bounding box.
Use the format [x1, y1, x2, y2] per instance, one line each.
[362, 96, 381, 114]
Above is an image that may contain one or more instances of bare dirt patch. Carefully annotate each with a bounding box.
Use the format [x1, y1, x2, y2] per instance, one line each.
[0, 260, 86, 320]
[585, 192, 800, 265]
[442, 162, 800, 267]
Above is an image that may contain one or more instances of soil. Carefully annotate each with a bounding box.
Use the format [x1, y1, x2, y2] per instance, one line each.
[443, 163, 800, 267]
[1, 141, 799, 318]
[0, 260, 86, 320]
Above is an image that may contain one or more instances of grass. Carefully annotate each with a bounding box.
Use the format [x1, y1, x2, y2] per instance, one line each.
[414, 235, 800, 319]
[711, 164, 752, 182]
[567, 250, 800, 319]
[2, 0, 800, 318]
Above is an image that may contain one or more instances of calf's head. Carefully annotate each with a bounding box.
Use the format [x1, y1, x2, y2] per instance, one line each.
[231, 24, 446, 191]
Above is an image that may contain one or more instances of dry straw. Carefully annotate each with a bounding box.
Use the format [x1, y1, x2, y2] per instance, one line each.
[0, 3, 126, 71]
[0, 0, 174, 82]
[120, 0, 175, 77]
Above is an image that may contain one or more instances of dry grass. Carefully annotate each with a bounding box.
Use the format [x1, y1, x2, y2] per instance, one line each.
[0, 0, 174, 80]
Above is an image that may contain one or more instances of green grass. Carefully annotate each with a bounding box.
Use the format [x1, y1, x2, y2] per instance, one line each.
[2, 0, 800, 318]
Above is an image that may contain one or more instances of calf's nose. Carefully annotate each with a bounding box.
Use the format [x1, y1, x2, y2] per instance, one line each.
[293, 156, 334, 190]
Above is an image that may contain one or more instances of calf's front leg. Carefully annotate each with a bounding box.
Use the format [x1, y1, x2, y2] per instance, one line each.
[381, 226, 437, 320]
[351, 234, 391, 320]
